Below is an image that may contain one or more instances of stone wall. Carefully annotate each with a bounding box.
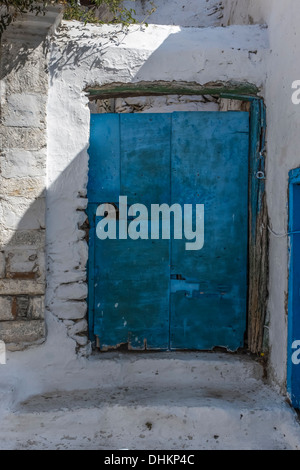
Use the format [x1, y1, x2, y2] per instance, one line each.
[0, 7, 62, 350]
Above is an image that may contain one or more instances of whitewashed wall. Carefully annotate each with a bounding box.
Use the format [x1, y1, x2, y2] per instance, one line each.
[222, 0, 300, 395]
[6, 0, 295, 392]
[123, 0, 225, 26]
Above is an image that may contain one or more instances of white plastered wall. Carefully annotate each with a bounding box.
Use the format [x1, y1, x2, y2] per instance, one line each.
[222, 0, 300, 394]
[1, 0, 299, 408]
[122, 0, 225, 26]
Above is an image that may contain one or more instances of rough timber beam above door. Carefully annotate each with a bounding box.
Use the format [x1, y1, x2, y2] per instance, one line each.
[86, 81, 259, 101]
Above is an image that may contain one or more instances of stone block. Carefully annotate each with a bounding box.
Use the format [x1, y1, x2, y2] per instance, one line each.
[68, 318, 88, 336]
[1, 42, 48, 95]
[71, 334, 88, 347]
[1, 248, 45, 283]
[2, 93, 46, 128]
[0, 296, 13, 321]
[78, 341, 92, 357]
[0, 279, 44, 295]
[0, 294, 42, 321]
[0, 149, 46, 178]
[56, 301, 87, 320]
[56, 282, 88, 301]
[0, 197, 45, 231]
[28, 296, 45, 319]
[6, 250, 37, 275]
[76, 198, 88, 211]
[14, 296, 30, 319]
[0, 128, 47, 150]
[0, 177, 45, 199]
[0, 320, 45, 345]
[5, 230, 45, 249]
[0, 340, 6, 364]
[0, 252, 5, 278]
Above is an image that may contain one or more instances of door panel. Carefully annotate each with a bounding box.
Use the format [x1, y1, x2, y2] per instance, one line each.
[120, 114, 171, 206]
[170, 112, 249, 350]
[91, 114, 171, 349]
[88, 114, 120, 204]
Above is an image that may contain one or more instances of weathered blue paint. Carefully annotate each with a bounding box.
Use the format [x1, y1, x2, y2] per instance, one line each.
[170, 112, 249, 350]
[88, 114, 120, 203]
[88, 112, 249, 350]
[90, 114, 171, 349]
[87, 113, 121, 341]
[288, 168, 300, 408]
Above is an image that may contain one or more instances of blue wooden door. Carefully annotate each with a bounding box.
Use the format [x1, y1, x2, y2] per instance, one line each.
[170, 113, 249, 350]
[88, 111, 249, 351]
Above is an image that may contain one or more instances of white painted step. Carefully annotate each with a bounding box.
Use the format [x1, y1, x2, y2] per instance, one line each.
[81, 351, 265, 388]
[0, 353, 299, 450]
